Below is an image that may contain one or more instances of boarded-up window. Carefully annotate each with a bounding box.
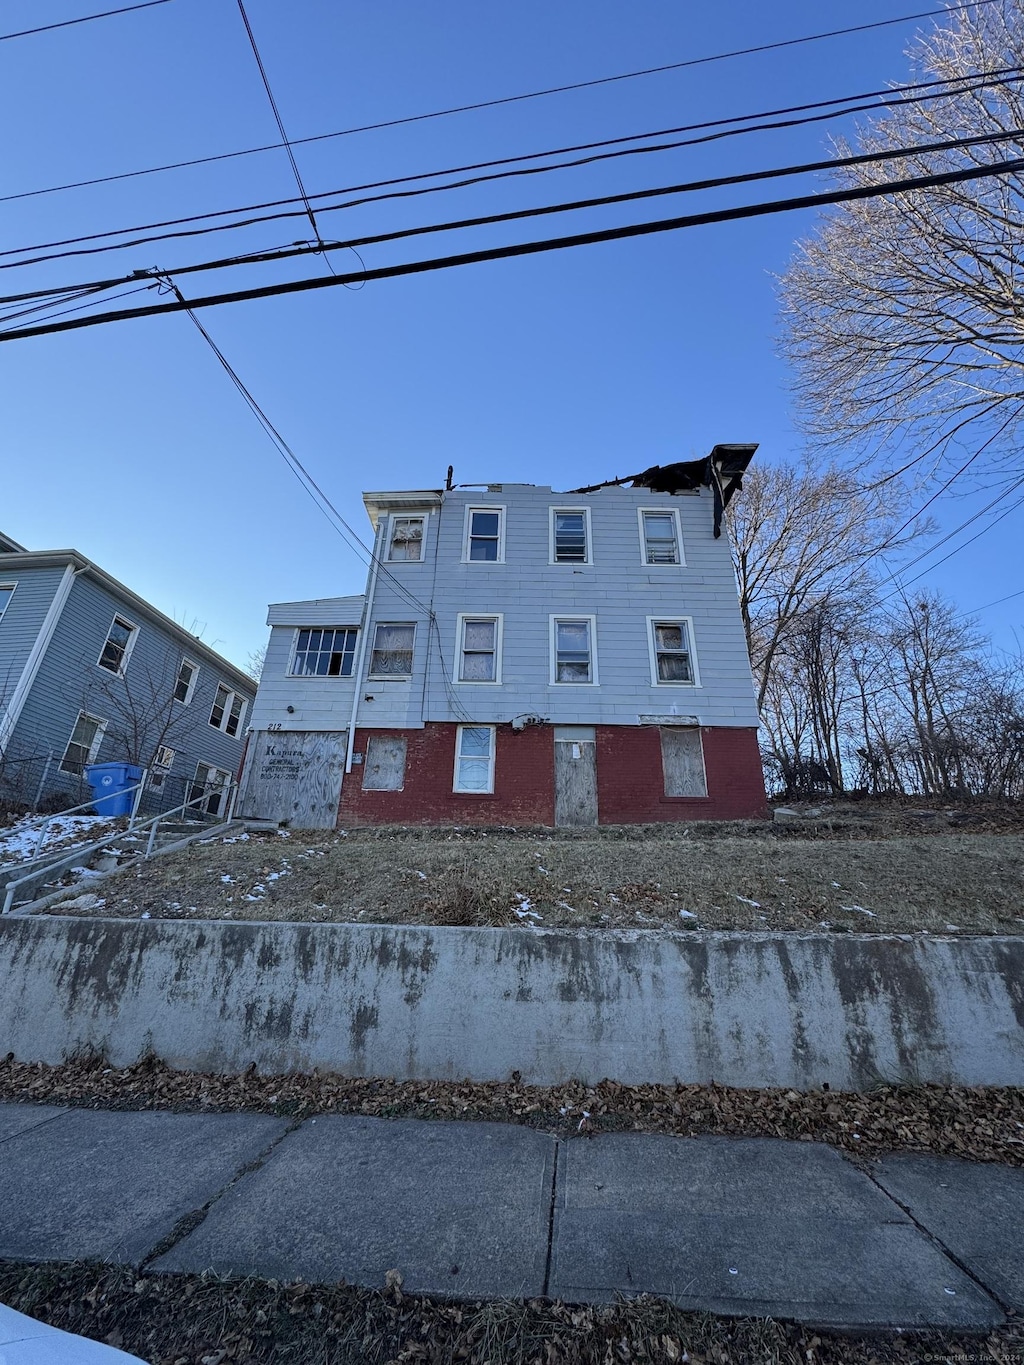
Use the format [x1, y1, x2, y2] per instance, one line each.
[660, 727, 707, 797]
[362, 736, 407, 791]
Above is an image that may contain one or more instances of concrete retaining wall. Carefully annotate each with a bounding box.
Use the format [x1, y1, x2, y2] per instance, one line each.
[1, 917, 1022, 1089]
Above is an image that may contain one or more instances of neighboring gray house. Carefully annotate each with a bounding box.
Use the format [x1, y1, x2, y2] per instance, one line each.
[239, 449, 768, 829]
[0, 530, 255, 815]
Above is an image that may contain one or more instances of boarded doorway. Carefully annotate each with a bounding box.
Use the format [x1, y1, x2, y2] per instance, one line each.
[554, 726, 598, 827]
[239, 730, 347, 828]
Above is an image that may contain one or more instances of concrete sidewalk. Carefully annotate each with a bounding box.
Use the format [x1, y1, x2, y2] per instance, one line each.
[1, 1102, 1022, 1331]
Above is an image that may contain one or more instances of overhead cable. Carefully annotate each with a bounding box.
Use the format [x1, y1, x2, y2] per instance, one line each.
[0, 0, 171, 42]
[0, 0, 998, 201]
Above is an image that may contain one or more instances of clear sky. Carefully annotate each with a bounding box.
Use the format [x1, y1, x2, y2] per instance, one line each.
[2, 0, 1020, 670]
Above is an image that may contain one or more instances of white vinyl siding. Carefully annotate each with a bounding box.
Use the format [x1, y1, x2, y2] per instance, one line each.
[456, 613, 502, 683]
[648, 617, 700, 686]
[97, 613, 138, 675]
[639, 508, 684, 565]
[550, 507, 592, 564]
[463, 506, 505, 563]
[550, 615, 598, 685]
[453, 724, 495, 792]
[59, 711, 106, 774]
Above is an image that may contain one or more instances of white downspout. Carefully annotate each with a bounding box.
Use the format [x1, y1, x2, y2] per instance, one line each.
[0, 563, 81, 756]
[345, 523, 384, 773]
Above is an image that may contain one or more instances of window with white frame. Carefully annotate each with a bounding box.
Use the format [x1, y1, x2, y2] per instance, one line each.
[551, 616, 597, 684]
[551, 508, 590, 564]
[369, 622, 415, 677]
[188, 762, 232, 816]
[387, 515, 425, 562]
[453, 725, 495, 792]
[0, 585, 16, 623]
[290, 628, 358, 677]
[60, 712, 106, 774]
[649, 618, 698, 685]
[209, 684, 247, 736]
[640, 508, 683, 565]
[97, 614, 137, 674]
[457, 614, 501, 683]
[464, 507, 504, 562]
[173, 658, 198, 704]
[154, 745, 176, 770]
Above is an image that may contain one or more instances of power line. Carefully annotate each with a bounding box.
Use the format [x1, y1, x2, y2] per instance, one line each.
[0, 0, 171, 42]
[0, 0, 998, 204]
[2, 139, 1024, 330]
[6, 66, 1018, 269]
[969, 586, 1024, 613]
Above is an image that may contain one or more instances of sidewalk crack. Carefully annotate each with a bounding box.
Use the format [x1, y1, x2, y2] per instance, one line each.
[542, 1139, 560, 1299]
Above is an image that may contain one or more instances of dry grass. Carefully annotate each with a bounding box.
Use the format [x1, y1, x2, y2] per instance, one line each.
[49, 808, 1024, 935]
[2, 1258, 1022, 1365]
[3, 1053, 1024, 1165]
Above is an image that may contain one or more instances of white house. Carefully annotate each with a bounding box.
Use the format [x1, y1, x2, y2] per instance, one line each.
[238, 447, 767, 827]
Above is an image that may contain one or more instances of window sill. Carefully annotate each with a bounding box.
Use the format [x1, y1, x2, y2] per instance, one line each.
[451, 790, 496, 798]
[660, 795, 711, 803]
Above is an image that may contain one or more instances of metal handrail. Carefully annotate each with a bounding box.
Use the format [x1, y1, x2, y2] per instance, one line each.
[2, 780, 235, 915]
[0, 773, 149, 876]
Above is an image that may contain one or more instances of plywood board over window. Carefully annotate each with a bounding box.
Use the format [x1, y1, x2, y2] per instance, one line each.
[362, 735, 407, 791]
[660, 727, 708, 797]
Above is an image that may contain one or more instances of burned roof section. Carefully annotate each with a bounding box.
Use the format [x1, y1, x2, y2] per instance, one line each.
[570, 442, 757, 538]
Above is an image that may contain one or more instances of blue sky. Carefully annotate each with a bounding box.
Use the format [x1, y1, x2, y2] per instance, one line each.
[2, 0, 1020, 668]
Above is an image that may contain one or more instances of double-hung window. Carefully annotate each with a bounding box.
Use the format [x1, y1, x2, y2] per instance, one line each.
[210, 684, 247, 736]
[369, 622, 415, 677]
[387, 516, 425, 562]
[551, 508, 591, 564]
[290, 628, 358, 677]
[98, 614, 137, 674]
[640, 508, 683, 565]
[551, 616, 597, 684]
[649, 618, 699, 685]
[464, 507, 504, 562]
[174, 658, 198, 704]
[453, 725, 495, 793]
[60, 712, 106, 774]
[457, 614, 501, 683]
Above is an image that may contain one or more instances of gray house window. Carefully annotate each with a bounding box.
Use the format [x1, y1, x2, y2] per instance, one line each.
[60, 712, 105, 774]
[0, 585, 15, 622]
[650, 620, 695, 684]
[466, 508, 503, 562]
[98, 615, 137, 674]
[387, 516, 425, 562]
[369, 623, 415, 677]
[210, 685, 247, 736]
[457, 616, 500, 683]
[641, 510, 681, 565]
[454, 725, 495, 792]
[290, 628, 357, 677]
[552, 617, 596, 684]
[174, 658, 198, 704]
[551, 509, 590, 563]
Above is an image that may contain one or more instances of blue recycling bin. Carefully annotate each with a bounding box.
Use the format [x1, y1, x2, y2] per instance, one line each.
[84, 762, 143, 817]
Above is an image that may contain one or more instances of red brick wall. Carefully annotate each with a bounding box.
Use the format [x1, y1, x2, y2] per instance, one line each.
[337, 723, 767, 826]
[338, 723, 555, 826]
[596, 725, 768, 823]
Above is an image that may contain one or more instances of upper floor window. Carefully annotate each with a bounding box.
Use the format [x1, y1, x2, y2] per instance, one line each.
[60, 711, 106, 774]
[640, 508, 683, 565]
[551, 508, 591, 564]
[456, 614, 502, 683]
[210, 684, 247, 736]
[551, 616, 597, 684]
[387, 516, 425, 562]
[174, 658, 198, 704]
[98, 614, 138, 675]
[0, 585, 15, 623]
[290, 628, 357, 677]
[464, 506, 504, 563]
[369, 622, 415, 678]
[648, 618, 699, 685]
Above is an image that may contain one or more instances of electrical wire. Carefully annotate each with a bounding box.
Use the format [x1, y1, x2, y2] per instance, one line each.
[0, 0, 999, 203]
[0, 0, 171, 42]
[4, 150, 1024, 341]
[6, 66, 1019, 268]
[968, 586, 1024, 612]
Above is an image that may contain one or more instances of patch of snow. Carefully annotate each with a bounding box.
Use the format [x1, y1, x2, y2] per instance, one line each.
[841, 904, 876, 917]
[70, 866, 103, 878]
[945, 924, 960, 932]
[513, 893, 542, 921]
[678, 909, 698, 920]
[557, 901, 577, 913]
[831, 881, 841, 888]
[220, 875, 235, 884]
[140, 911, 150, 920]
[735, 895, 761, 908]
[0, 813, 116, 866]
[278, 829, 291, 838]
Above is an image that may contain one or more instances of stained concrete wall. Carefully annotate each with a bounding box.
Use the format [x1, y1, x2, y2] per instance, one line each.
[1, 917, 1021, 1089]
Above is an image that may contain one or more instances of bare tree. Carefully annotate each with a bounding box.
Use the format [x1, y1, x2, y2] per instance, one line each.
[779, 2, 1024, 481]
[81, 645, 204, 772]
[245, 643, 268, 683]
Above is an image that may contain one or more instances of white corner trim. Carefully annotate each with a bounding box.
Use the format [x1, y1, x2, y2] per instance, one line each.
[0, 564, 78, 756]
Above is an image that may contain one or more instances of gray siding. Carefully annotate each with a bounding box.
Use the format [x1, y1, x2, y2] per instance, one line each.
[11, 574, 255, 804]
[0, 565, 66, 714]
[248, 623, 360, 734]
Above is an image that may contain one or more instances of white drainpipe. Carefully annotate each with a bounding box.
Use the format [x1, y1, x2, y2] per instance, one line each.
[345, 523, 384, 774]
